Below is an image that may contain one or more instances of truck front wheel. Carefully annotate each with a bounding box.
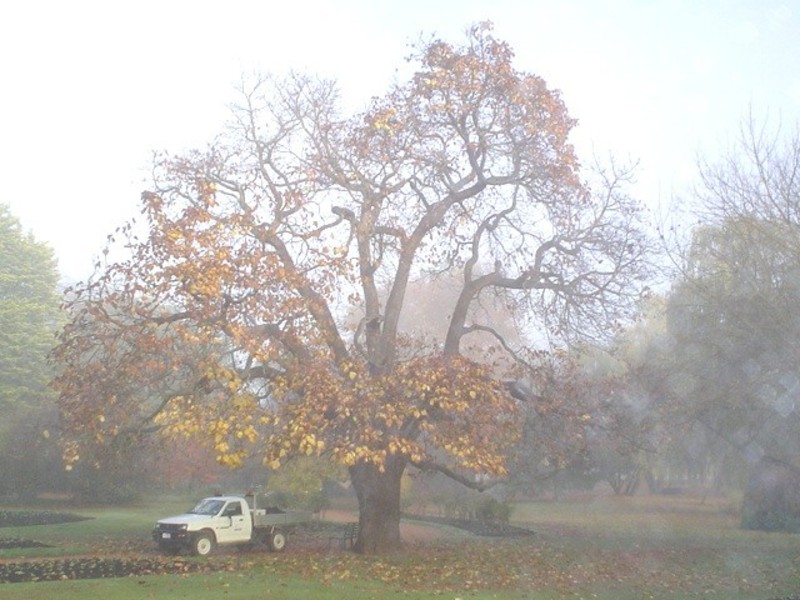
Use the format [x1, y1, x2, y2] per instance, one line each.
[193, 531, 216, 556]
[269, 530, 287, 552]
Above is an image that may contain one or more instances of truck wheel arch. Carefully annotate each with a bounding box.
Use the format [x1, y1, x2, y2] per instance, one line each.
[192, 530, 217, 556]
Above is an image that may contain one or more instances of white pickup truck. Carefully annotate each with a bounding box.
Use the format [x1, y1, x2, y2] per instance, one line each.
[152, 492, 313, 555]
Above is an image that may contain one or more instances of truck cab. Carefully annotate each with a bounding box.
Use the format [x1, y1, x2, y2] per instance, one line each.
[199, 497, 253, 544]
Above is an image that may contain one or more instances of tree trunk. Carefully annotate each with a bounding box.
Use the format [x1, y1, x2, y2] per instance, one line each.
[349, 457, 406, 554]
[622, 467, 641, 496]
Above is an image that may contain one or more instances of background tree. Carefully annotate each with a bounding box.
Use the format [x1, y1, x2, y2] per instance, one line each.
[0, 204, 62, 498]
[509, 345, 656, 497]
[266, 457, 344, 513]
[0, 204, 60, 412]
[637, 118, 800, 507]
[53, 24, 650, 553]
[668, 219, 800, 459]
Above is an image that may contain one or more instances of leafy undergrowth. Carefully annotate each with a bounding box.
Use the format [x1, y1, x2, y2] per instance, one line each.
[3, 541, 799, 598]
[0, 511, 91, 528]
[208, 536, 800, 598]
[2, 497, 800, 598]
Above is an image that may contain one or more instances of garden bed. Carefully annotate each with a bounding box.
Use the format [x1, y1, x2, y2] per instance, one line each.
[0, 557, 219, 583]
[0, 511, 91, 528]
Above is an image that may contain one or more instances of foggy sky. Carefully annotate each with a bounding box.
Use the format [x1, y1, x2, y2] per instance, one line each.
[1, 0, 798, 282]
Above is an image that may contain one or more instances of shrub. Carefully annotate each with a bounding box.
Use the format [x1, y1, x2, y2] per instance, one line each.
[473, 495, 512, 526]
[741, 457, 800, 533]
[742, 509, 800, 533]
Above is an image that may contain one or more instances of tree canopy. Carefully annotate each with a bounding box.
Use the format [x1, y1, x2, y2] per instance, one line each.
[0, 204, 61, 498]
[52, 24, 650, 553]
[0, 204, 60, 412]
[632, 118, 800, 495]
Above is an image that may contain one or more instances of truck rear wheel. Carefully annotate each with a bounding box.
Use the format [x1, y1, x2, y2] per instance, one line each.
[269, 530, 287, 552]
[193, 531, 216, 556]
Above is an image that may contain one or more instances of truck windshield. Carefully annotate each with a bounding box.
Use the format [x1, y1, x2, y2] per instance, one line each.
[189, 498, 225, 515]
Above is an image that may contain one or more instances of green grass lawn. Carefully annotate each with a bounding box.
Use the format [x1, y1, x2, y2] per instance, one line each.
[1, 494, 799, 599]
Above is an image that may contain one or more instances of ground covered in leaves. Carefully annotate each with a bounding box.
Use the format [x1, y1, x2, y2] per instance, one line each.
[2, 499, 800, 598]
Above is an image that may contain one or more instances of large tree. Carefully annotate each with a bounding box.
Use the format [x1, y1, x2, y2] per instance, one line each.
[52, 24, 649, 553]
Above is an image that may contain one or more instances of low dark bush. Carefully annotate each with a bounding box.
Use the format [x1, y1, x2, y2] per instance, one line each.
[741, 509, 800, 533]
[741, 457, 800, 533]
[404, 513, 534, 537]
[473, 496, 512, 526]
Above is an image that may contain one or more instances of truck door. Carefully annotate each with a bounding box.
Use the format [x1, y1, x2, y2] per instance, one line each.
[217, 501, 251, 543]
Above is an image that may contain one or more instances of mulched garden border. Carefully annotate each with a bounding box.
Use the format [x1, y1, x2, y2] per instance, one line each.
[0, 511, 92, 528]
[403, 514, 535, 537]
[0, 557, 221, 583]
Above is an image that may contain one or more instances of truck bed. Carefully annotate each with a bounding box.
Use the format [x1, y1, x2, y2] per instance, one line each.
[251, 510, 314, 528]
